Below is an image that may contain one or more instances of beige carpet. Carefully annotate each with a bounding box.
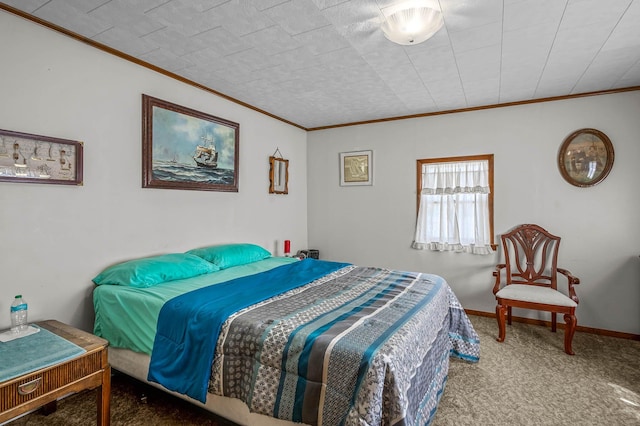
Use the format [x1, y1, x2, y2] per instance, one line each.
[434, 315, 640, 426]
[11, 315, 640, 425]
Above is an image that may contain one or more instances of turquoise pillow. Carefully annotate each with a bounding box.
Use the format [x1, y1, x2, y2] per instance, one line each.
[186, 243, 271, 269]
[92, 253, 219, 288]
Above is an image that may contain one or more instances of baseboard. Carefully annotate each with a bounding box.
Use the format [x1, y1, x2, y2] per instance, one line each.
[465, 309, 640, 341]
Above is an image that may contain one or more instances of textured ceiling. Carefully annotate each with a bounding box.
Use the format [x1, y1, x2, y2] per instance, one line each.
[3, 0, 640, 129]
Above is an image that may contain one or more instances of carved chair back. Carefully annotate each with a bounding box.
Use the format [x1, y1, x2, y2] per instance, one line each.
[501, 224, 561, 290]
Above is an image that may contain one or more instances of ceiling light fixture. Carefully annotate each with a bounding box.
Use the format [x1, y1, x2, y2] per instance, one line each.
[381, 4, 443, 46]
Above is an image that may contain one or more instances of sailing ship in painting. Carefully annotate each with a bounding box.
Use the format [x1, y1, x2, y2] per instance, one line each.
[151, 132, 234, 186]
[193, 134, 218, 168]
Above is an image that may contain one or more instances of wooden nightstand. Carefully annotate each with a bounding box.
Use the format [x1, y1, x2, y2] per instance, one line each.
[0, 320, 110, 425]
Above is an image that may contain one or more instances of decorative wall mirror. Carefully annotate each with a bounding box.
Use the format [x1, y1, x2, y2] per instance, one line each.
[558, 128, 614, 187]
[269, 153, 289, 194]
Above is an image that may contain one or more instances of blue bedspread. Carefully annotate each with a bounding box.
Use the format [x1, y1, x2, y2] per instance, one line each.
[148, 258, 350, 403]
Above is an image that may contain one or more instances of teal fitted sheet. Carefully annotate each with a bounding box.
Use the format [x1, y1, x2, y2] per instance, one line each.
[93, 257, 298, 354]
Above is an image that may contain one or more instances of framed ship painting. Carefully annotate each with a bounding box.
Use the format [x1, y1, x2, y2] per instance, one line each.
[0, 128, 83, 186]
[142, 94, 239, 192]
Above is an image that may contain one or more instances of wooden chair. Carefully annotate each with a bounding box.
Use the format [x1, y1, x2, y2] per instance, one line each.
[492, 224, 580, 355]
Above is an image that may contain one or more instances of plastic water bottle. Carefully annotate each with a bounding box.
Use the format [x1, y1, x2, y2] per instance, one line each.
[10, 295, 28, 333]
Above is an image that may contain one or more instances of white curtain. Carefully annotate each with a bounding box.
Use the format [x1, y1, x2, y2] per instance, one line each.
[412, 160, 493, 254]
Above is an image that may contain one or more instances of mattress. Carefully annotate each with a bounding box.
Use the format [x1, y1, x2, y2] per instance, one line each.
[94, 257, 298, 354]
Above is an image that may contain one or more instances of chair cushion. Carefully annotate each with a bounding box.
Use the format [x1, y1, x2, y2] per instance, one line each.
[496, 284, 577, 307]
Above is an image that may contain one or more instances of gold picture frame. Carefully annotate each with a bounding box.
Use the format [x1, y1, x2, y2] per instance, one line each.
[339, 150, 372, 186]
[558, 128, 614, 187]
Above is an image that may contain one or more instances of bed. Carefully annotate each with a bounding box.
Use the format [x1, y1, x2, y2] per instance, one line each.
[93, 244, 479, 426]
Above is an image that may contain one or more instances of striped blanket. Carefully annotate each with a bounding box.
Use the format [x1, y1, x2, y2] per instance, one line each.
[200, 263, 479, 425]
[149, 259, 349, 402]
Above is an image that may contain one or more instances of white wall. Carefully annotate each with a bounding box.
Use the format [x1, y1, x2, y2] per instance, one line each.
[2, 10, 639, 338]
[0, 11, 307, 332]
[308, 91, 640, 335]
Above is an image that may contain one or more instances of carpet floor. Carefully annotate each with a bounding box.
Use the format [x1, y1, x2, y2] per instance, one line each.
[434, 315, 640, 425]
[10, 315, 640, 425]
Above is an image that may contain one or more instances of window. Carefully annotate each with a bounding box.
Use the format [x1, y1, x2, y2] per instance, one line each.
[413, 154, 494, 254]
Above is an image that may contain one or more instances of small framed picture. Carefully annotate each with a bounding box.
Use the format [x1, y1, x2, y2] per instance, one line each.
[558, 128, 614, 188]
[0, 128, 83, 186]
[339, 150, 373, 186]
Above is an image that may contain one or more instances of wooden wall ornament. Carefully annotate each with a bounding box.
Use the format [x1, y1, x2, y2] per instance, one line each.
[269, 148, 288, 194]
[558, 128, 614, 187]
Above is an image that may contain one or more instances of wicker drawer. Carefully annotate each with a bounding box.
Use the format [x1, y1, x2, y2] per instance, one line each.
[0, 351, 103, 412]
[0, 320, 110, 425]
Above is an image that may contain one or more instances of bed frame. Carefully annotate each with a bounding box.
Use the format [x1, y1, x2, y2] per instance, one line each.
[108, 347, 303, 426]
